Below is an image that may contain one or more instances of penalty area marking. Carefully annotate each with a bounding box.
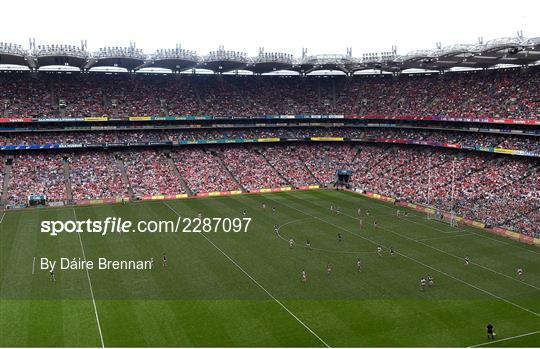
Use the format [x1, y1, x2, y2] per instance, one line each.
[355, 194, 540, 255]
[293, 193, 540, 291]
[467, 329, 540, 347]
[265, 195, 540, 318]
[162, 201, 331, 348]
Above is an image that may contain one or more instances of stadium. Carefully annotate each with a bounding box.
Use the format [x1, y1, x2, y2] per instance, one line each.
[1, 3, 539, 347]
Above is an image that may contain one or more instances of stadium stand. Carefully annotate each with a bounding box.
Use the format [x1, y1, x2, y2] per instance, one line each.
[1, 68, 539, 119]
[0, 67, 539, 238]
[69, 152, 128, 200]
[220, 146, 288, 190]
[172, 148, 240, 193]
[1, 128, 538, 153]
[0, 156, 4, 199]
[259, 145, 319, 187]
[122, 150, 185, 197]
[7, 154, 66, 206]
[1, 144, 538, 237]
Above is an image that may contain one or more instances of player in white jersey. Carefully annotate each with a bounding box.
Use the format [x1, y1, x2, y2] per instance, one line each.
[289, 238, 295, 249]
[377, 246, 383, 256]
[427, 275, 434, 286]
[420, 277, 426, 291]
[326, 263, 332, 275]
[357, 208, 362, 216]
[49, 268, 56, 283]
[357, 259, 362, 272]
[306, 239, 312, 250]
[262, 203, 266, 210]
[517, 267, 523, 280]
[301, 269, 307, 283]
[464, 256, 470, 266]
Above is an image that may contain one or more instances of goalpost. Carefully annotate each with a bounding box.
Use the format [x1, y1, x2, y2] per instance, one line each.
[426, 206, 458, 227]
[425, 156, 458, 227]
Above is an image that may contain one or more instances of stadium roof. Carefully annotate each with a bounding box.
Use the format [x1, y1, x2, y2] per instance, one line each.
[1, 36, 539, 74]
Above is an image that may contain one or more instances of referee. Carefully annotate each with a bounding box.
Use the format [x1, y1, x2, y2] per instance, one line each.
[486, 324, 495, 340]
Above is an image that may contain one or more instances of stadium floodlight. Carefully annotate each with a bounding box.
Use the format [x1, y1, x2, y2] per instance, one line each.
[253, 50, 296, 65]
[1, 34, 540, 72]
[151, 47, 200, 62]
[0, 42, 28, 56]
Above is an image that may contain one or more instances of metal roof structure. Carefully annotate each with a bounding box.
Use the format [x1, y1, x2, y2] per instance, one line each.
[140, 48, 200, 71]
[1, 35, 539, 74]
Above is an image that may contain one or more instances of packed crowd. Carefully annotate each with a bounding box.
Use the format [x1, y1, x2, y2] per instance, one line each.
[0, 156, 4, 197]
[1, 68, 538, 119]
[343, 146, 539, 237]
[122, 150, 185, 197]
[220, 146, 288, 190]
[0, 143, 537, 236]
[69, 152, 128, 200]
[7, 154, 66, 205]
[259, 146, 319, 187]
[300, 144, 359, 184]
[173, 148, 240, 193]
[2, 127, 539, 152]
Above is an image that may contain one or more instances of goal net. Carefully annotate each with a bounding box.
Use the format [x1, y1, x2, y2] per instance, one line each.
[426, 207, 458, 227]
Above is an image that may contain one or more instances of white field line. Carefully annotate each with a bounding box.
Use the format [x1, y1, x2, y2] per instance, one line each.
[276, 218, 376, 255]
[413, 214, 539, 254]
[32, 256, 35, 275]
[415, 232, 475, 242]
[162, 201, 331, 348]
[358, 195, 540, 255]
[308, 193, 540, 290]
[0, 211, 5, 224]
[265, 195, 540, 318]
[72, 208, 105, 348]
[467, 329, 540, 347]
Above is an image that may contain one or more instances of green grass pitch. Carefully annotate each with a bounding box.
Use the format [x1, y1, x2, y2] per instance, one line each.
[1, 190, 538, 347]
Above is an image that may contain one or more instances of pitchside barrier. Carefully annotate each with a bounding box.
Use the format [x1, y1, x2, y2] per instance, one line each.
[352, 190, 539, 247]
[73, 186, 320, 207]
[3, 184, 537, 247]
[3, 114, 540, 125]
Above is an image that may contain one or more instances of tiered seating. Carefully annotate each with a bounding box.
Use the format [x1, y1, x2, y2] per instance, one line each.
[2, 128, 538, 153]
[221, 146, 287, 190]
[69, 152, 128, 200]
[123, 150, 184, 196]
[2, 68, 538, 119]
[298, 144, 358, 184]
[0, 156, 4, 199]
[260, 146, 318, 187]
[7, 154, 66, 205]
[173, 148, 239, 193]
[0, 141, 538, 236]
